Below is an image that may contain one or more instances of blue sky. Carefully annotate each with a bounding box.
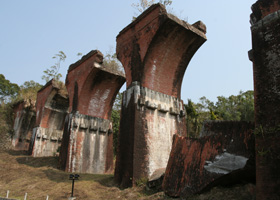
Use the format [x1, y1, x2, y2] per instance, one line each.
[0, 0, 256, 103]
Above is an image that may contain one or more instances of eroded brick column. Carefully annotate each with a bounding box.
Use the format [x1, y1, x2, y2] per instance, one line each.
[11, 100, 36, 151]
[58, 50, 125, 174]
[30, 80, 68, 157]
[114, 3, 207, 187]
[249, 0, 280, 199]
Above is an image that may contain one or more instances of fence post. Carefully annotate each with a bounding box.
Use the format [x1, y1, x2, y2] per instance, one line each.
[24, 193, 27, 200]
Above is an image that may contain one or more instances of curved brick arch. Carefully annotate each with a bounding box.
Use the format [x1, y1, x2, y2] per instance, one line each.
[115, 3, 207, 187]
[78, 68, 123, 119]
[66, 50, 104, 114]
[31, 79, 69, 157]
[59, 50, 125, 174]
[117, 4, 206, 95]
[142, 19, 206, 98]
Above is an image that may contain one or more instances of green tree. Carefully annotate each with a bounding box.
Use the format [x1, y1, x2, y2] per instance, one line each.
[237, 90, 254, 121]
[0, 74, 19, 103]
[0, 102, 14, 148]
[111, 93, 122, 155]
[214, 91, 254, 121]
[184, 90, 254, 138]
[17, 80, 42, 102]
[185, 99, 199, 137]
[42, 51, 66, 83]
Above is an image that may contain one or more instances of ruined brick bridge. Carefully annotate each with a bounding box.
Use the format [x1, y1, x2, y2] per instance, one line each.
[11, 1, 280, 199]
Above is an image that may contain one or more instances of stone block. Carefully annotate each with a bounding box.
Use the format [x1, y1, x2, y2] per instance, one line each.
[145, 101, 157, 110]
[158, 104, 168, 113]
[42, 135, 48, 140]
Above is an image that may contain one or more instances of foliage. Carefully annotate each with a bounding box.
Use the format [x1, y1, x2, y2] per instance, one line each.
[185, 100, 200, 138]
[42, 51, 66, 83]
[185, 90, 254, 138]
[132, 0, 172, 19]
[0, 74, 42, 145]
[0, 102, 15, 148]
[215, 90, 254, 121]
[17, 80, 43, 102]
[103, 53, 124, 74]
[0, 74, 20, 103]
[77, 52, 83, 59]
[111, 93, 122, 155]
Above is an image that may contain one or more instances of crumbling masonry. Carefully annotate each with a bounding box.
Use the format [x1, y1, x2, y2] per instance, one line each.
[31, 80, 68, 157]
[162, 121, 255, 197]
[114, 4, 207, 187]
[11, 100, 36, 152]
[249, 0, 280, 199]
[58, 50, 125, 174]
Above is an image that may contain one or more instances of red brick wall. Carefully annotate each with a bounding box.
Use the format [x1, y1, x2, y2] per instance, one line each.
[115, 4, 205, 187]
[250, 0, 280, 199]
[66, 50, 125, 119]
[116, 3, 206, 98]
[35, 81, 54, 126]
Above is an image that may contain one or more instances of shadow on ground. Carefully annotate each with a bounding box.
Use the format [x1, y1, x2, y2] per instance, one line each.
[42, 168, 115, 185]
[16, 156, 59, 168]
[7, 149, 29, 156]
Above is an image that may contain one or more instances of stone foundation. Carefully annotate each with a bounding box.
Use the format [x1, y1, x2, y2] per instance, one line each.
[62, 113, 113, 173]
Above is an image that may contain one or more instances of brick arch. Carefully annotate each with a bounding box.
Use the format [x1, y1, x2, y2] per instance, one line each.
[59, 50, 125, 173]
[115, 3, 207, 187]
[142, 19, 206, 98]
[78, 68, 124, 119]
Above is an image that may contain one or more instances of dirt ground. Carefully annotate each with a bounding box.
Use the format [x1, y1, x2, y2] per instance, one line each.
[0, 149, 256, 200]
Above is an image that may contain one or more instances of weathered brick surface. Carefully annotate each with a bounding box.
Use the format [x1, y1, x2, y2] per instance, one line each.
[66, 50, 125, 119]
[250, 1, 280, 199]
[250, 0, 280, 23]
[115, 4, 206, 188]
[11, 100, 36, 151]
[62, 113, 114, 173]
[162, 121, 255, 198]
[58, 50, 125, 174]
[116, 3, 206, 99]
[30, 80, 68, 157]
[115, 84, 187, 187]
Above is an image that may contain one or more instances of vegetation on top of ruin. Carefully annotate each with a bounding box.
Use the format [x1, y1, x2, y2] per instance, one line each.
[103, 52, 125, 76]
[132, 0, 173, 19]
[41, 51, 66, 83]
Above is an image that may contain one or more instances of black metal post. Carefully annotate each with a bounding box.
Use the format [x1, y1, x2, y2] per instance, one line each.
[69, 174, 79, 198]
[71, 178, 75, 197]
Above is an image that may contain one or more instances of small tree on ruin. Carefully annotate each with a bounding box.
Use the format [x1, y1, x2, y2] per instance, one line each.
[42, 51, 66, 83]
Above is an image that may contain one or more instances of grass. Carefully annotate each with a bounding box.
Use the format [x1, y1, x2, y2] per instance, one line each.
[0, 149, 256, 200]
[0, 149, 172, 200]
